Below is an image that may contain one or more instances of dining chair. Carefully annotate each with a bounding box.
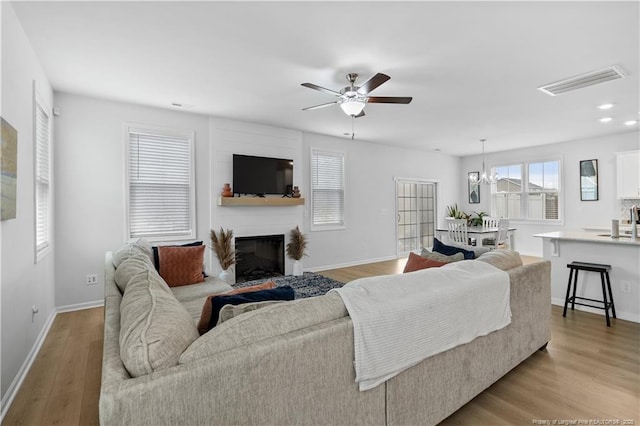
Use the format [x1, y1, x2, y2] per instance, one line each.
[447, 218, 468, 244]
[482, 216, 499, 229]
[482, 216, 499, 246]
[485, 218, 510, 249]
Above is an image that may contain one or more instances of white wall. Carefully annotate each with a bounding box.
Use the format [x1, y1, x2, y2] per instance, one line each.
[302, 132, 461, 270]
[52, 93, 462, 305]
[209, 118, 303, 278]
[53, 93, 210, 309]
[1, 1, 55, 407]
[460, 132, 640, 255]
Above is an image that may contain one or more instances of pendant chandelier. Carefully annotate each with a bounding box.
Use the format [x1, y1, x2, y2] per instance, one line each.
[469, 139, 498, 185]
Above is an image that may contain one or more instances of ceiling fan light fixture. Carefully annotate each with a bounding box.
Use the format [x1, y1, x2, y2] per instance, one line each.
[340, 99, 366, 116]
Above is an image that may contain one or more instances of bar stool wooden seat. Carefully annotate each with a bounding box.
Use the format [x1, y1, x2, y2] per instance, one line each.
[563, 261, 616, 326]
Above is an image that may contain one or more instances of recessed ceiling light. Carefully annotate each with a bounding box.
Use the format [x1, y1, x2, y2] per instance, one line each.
[624, 120, 637, 126]
[597, 103, 615, 110]
[599, 117, 613, 123]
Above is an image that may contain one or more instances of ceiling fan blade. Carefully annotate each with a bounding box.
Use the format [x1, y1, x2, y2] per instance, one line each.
[301, 83, 341, 96]
[357, 73, 390, 94]
[366, 96, 413, 104]
[302, 101, 338, 111]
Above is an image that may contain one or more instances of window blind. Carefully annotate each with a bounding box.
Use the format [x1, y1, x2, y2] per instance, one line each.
[127, 129, 194, 239]
[311, 151, 344, 227]
[35, 102, 50, 255]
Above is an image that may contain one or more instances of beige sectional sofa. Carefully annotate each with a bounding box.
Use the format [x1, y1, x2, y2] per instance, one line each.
[100, 242, 551, 426]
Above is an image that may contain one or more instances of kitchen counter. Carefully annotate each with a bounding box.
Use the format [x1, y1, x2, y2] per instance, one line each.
[534, 231, 639, 323]
[534, 231, 640, 246]
[582, 225, 635, 233]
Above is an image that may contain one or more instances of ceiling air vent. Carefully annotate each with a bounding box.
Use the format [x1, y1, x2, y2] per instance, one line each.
[538, 66, 626, 96]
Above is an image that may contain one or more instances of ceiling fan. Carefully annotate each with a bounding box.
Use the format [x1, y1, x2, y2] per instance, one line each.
[301, 73, 412, 118]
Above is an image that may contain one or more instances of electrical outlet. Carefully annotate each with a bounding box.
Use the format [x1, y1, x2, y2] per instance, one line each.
[621, 281, 632, 293]
[86, 274, 98, 285]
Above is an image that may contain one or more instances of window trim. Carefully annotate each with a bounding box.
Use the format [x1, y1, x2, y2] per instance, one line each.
[34, 86, 52, 263]
[123, 122, 196, 242]
[490, 156, 563, 225]
[310, 148, 346, 232]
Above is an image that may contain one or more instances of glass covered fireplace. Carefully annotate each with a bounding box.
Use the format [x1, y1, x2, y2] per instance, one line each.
[235, 234, 285, 283]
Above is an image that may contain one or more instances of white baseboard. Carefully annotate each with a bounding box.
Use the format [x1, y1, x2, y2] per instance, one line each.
[0, 309, 57, 422]
[56, 299, 104, 313]
[306, 255, 399, 273]
[551, 297, 639, 323]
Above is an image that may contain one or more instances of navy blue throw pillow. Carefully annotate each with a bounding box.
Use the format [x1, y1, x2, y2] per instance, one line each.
[208, 286, 295, 330]
[432, 237, 475, 260]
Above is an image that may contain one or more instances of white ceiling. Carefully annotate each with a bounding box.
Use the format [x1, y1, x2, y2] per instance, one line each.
[11, 1, 640, 156]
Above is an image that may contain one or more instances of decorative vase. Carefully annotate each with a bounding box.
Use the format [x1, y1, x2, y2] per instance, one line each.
[292, 186, 301, 198]
[218, 269, 232, 284]
[292, 259, 303, 276]
[221, 183, 233, 197]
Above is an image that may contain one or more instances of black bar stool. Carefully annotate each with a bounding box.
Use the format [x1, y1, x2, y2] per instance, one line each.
[563, 262, 616, 326]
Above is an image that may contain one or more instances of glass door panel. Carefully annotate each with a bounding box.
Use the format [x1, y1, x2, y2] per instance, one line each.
[396, 180, 437, 256]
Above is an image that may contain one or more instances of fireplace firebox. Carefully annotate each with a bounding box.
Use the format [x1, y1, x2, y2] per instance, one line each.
[235, 234, 285, 283]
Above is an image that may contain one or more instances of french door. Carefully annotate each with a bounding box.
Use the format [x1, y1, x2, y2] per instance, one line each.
[396, 180, 437, 256]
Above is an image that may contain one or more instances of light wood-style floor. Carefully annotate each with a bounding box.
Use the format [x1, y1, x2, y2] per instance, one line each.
[3, 255, 639, 425]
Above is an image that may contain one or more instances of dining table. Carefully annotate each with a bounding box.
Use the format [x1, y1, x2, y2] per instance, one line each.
[435, 225, 517, 249]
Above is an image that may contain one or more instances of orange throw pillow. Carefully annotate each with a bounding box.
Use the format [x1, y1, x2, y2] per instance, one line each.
[157, 245, 206, 287]
[197, 281, 276, 335]
[403, 252, 446, 273]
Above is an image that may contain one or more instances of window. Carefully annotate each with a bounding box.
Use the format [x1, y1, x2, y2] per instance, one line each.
[35, 97, 51, 260]
[527, 161, 559, 220]
[310, 150, 345, 229]
[396, 180, 437, 254]
[491, 159, 561, 222]
[125, 125, 196, 241]
[492, 164, 523, 219]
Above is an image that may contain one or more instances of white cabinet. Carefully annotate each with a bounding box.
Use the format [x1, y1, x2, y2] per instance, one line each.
[616, 150, 640, 199]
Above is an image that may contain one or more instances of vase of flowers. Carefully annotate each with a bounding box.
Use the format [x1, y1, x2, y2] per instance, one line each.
[210, 227, 235, 284]
[286, 225, 307, 276]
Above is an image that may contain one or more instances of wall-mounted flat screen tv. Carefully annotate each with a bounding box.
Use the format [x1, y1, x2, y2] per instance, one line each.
[233, 154, 293, 196]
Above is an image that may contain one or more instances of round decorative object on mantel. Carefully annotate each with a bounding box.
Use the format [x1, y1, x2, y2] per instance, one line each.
[221, 183, 233, 197]
[292, 186, 301, 198]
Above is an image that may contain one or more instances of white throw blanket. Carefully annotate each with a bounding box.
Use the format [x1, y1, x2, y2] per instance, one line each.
[331, 260, 511, 391]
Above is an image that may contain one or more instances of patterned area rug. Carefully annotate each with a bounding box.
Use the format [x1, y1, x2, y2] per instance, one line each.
[233, 272, 344, 299]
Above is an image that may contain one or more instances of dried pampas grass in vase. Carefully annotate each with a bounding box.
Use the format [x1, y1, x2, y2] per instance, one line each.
[286, 226, 307, 276]
[210, 228, 235, 283]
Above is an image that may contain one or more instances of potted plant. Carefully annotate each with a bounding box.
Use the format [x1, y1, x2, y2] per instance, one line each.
[468, 211, 488, 227]
[210, 227, 235, 283]
[445, 203, 464, 219]
[286, 225, 308, 276]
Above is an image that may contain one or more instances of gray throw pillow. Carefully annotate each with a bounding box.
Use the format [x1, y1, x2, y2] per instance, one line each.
[420, 248, 464, 263]
[216, 300, 285, 326]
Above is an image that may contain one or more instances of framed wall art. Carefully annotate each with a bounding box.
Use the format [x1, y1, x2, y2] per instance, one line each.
[468, 171, 480, 204]
[1, 117, 18, 220]
[580, 159, 598, 201]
